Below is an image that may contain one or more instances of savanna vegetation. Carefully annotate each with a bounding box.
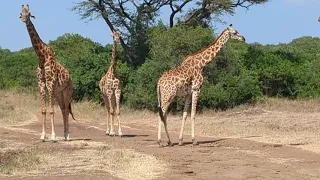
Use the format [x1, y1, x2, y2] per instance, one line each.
[1, 0, 320, 112]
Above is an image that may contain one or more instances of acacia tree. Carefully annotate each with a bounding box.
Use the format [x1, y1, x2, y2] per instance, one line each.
[72, 0, 269, 67]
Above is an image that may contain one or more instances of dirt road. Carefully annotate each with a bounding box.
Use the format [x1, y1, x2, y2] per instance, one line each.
[1, 110, 320, 180]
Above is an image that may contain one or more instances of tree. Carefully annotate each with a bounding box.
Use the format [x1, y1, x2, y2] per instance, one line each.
[72, 0, 269, 67]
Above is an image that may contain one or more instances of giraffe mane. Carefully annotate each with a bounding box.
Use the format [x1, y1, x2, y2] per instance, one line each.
[183, 29, 228, 60]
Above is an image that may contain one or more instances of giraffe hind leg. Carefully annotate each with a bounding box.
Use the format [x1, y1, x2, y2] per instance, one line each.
[115, 89, 122, 137]
[179, 94, 191, 146]
[157, 89, 174, 147]
[63, 87, 73, 141]
[163, 112, 173, 147]
[47, 88, 56, 142]
[190, 90, 200, 146]
[159, 106, 173, 146]
[55, 92, 67, 141]
[102, 94, 110, 135]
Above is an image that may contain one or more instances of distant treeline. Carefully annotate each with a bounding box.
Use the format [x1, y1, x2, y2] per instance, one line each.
[1, 25, 320, 111]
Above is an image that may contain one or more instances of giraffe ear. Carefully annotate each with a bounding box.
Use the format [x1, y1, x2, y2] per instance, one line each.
[30, 15, 36, 19]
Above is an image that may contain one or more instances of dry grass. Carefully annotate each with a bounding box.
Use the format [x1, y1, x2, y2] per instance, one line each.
[0, 90, 38, 126]
[0, 141, 167, 180]
[0, 147, 42, 175]
[71, 97, 320, 154]
[43, 146, 167, 180]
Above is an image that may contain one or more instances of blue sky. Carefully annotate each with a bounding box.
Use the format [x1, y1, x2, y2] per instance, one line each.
[1, 0, 319, 51]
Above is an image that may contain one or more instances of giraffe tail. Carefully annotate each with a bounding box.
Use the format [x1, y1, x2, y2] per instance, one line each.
[157, 85, 165, 124]
[69, 103, 79, 122]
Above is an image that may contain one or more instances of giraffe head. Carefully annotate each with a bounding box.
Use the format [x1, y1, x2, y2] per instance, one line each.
[226, 24, 245, 42]
[318, 16, 320, 22]
[111, 30, 121, 44]
[19, 5, 36, 24]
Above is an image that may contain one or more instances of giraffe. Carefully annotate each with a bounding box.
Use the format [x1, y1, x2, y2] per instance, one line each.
[20, 4, 76, 142]
[318, 16, 320, 22]
[157, 24, 245, 147]
[99, 30, 123, 137]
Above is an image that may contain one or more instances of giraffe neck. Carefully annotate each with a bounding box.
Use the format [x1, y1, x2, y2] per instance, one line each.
[108, 41, 118, 74]
[188, 29, 230, 69]
[26, 20, 47, 68]
[26, 20, 44, 52]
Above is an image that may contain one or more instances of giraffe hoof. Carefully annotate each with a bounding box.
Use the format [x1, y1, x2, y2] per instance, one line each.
[109, 132, 116, 136]
[64, 134, 70, 141]
[158, 143, 165, 148]
[192, 141, 199, 147]
[168, 142, 174, 147]
[40, 134, 46, 141]
[105, 130, 110, 135]
[178, 142, 184, 146]
[118, 132, 123, 137]
[157, 139, 164, 147]
[51, 134, 56, 142]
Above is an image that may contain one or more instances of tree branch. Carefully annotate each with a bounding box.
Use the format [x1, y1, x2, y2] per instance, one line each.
[169, 0, 191, 27]
[184, 0, 267, 25]
[95, 0, 133, 66]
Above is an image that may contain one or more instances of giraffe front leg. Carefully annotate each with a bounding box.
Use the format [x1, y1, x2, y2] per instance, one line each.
[115, 89, 122, 137]
[109, 114, 115, 136]
[48, 88, 56, 142]
[107, 94, 115, 136]
[191, 90, 199, 146]
[105, 111, 110, 135]
[157, 116, 162, 147]
[39, 80, 47, 141]
[179, 95, 191, 146]
[102, 94, 110, 135]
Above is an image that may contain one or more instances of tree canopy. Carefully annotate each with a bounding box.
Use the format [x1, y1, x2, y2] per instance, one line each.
[72, 0, 269, 67]
[2, 28, 320, 111]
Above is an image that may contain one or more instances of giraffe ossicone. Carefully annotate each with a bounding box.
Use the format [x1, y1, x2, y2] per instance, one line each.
[157, 24, 245, 147]
[20, 4, 77, 142]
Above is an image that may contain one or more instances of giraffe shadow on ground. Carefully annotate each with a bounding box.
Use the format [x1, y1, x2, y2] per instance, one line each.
[178, 136, 262, 147]
[40, 138, 92, 143]
[120, 134, 149, 138]
[68, 138, 92, 141]
[171, 138, 228, 147]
